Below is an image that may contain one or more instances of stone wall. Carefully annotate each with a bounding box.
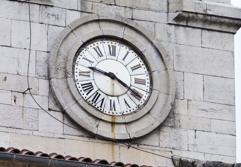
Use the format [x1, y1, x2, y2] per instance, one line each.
[0, 0, 239, 166]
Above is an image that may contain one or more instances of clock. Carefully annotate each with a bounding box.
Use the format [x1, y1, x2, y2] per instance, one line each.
[49, 15, 175, 140]
[73, 38, 151, 116]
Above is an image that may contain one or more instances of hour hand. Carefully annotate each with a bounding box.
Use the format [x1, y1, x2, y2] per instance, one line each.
[88, 67, 107, 75]
[88, 67, 113, 79]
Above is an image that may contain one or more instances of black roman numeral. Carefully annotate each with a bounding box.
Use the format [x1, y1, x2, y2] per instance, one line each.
[124, 98, 131, 108]
[91, 91, 101, 104]
[93, 46, 104, 57]
[108, 45, 116, 57]
[109, 99, 116, 111]
[82, 56, 94, 64]
[131, 64, 141, 72]
[79, 71, 90, 77]
[134, 78, 146, 85]
[122, 51, 129, 61]
[98, 97, 105, 109]
[131, 89, 143, 101]
[81, 82, 94, 95]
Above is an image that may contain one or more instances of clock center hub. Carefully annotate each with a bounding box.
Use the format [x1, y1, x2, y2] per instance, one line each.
[94, 59, 131, 96]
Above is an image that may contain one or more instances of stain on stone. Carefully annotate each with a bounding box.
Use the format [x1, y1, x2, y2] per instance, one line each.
[13, 95, 17, 104]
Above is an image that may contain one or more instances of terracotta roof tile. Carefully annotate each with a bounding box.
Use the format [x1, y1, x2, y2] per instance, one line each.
[0, 147, 151, 167]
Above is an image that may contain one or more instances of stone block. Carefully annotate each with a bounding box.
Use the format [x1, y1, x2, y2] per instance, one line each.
[133, 9, 167, 23]
[23, 94, 48, 110]
[155, 23, 174, 42]
[39, 79, 49, 96]
[31, 22, 48, 51]
[0, 104, 38, 130]
[204, 154, 235, 164]
[0, 73, 39, 94]
[40, 6, 66, 26]
[188, 131, 235, 156]
[174, 45, 234, 78]
[205, 0, 230, 3]
[172, 150, 205, 161]
[175, 71, 184, 99]
[39, 110, 63, 134]
[211, 120, 236, 135]
[177, 114, 211, 131]
[159, 126, 188, 150]
[11, 91, 24, 106]
[174, 99, 187, 115]
[53, 0, 78, 10]
[174, 26, 201, 46]
[0, 132, 10, 147]
[47, 25, 64, 52]
[0, 47, 35, 76]
[136, 128, 160, 147]
[0, 90, 11, 105]
[36, 51, 49, 78]
[66, 10, 80, 25]
[0, 18, 11, 46]
[92, 3, 132, 18]
[119, 145, 172, 167]
[12, 20, 30, 49]
[187, 101, 235, 121]
[184, 73, 203, 101]
[202, 30, 234, 51]
[116, 0, 168, 12]
[63, 114, 91, 137]
[78, 0, 93, 12]
[0, 1, 39, 22]
[204, 76, 235, 105]
[134, 20, 155, 35]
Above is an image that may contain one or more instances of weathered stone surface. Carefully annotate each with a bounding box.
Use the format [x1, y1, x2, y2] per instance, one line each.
[0, 73, 39, 94]
[0, 47, 35, 76]
[174, 26, 201, 46]
[211, 120, 236, 135]
[0, 18, 11, 46]
[159, 127, 188, 150]
[39, 110, 63, 134]
[92, 3, 132, 18]
[155, 23, 174, 42]
[184, 73, 203, 101]
[12, 20, 30, 49]
[174, 45, 234, 78]
[133, 9, 167, 23]
[31, 23, 48, 51]
[116, 0, 168, 12]
[202, 30, 234, 51]
[0, 90, 11, 105]
[204, 76, 235, 105]
[175, 71, 184, 99]
[66, 10, 80, 25]
[188, 131, 235, 156]
[40, 6, 66, 27]
[187, 101, 235, 121]
[0, 104, 38, 130]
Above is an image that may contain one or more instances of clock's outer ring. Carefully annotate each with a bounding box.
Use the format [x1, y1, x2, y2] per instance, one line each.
[49, 15, 175, 140]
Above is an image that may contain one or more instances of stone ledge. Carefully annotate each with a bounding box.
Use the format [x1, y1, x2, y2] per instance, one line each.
[168, 0, 241, 33]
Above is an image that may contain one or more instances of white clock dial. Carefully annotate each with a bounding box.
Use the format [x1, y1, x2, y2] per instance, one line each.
[74, 38, 152, 116]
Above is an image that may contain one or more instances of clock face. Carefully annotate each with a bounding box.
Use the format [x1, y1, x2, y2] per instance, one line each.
[73, 38, 152, 116]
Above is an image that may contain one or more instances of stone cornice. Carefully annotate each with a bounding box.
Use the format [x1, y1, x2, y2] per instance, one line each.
[168, 0, 241, 33]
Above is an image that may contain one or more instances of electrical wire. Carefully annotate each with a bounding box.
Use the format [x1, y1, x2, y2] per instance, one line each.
[24, 1, 198, 166]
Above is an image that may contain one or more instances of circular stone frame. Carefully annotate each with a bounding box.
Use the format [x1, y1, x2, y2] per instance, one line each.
[49, 15, 175, 140]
